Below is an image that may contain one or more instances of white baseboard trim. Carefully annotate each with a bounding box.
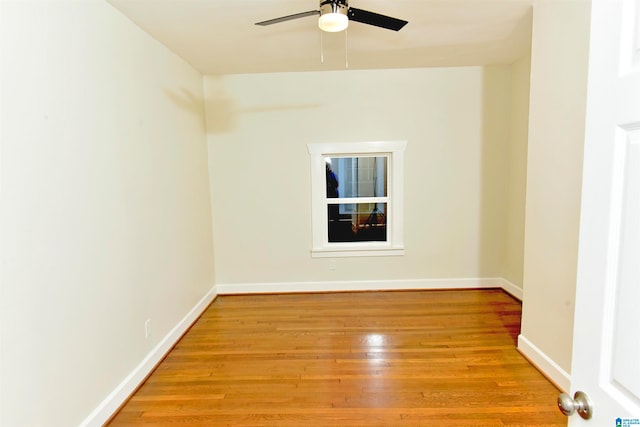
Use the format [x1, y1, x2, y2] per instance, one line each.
[79, 285, 218, 427]
[517, 334, 571, 392]
[215, 277, 504, 295]
[498, 278, 523, 301]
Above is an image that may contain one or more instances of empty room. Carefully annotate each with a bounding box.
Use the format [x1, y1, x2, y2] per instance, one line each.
[2, 0, 638, 426]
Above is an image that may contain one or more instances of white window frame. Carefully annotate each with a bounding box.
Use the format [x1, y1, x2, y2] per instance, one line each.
[307, 141, 406, 258]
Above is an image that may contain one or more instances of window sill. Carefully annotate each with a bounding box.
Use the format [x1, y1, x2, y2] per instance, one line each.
[311, 247, 405, 258]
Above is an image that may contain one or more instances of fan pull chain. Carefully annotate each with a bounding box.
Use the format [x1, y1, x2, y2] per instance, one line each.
[344, 27, 349, 69]
[320, 28, 324, 64]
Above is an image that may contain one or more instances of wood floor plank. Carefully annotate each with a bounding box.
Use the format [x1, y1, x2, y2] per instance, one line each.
[107, 289, 566, 426]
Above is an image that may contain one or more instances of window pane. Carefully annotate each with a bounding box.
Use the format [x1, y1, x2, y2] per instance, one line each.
[328, 203, 387, 242]
[325, 157, 387, 198]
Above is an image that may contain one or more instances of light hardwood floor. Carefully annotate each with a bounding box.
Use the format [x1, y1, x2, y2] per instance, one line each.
[107, 289, 566, 426]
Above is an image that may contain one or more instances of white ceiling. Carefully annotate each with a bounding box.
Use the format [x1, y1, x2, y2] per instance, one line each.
[106, 0, 533, 75]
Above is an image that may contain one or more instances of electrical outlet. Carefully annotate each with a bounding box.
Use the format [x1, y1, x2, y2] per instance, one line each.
[144, 319, 151, 339]
[328, 259, 337, 271]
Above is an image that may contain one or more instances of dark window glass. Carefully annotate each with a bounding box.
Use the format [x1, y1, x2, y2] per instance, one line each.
[327, 203, 387, 243]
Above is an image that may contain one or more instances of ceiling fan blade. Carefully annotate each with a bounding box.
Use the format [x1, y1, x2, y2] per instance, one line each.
[255, 10, 319, 26]
[347, 7, 408, 31]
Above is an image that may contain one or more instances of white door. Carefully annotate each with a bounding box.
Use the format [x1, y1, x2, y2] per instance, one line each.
[567, 0, 640, 425]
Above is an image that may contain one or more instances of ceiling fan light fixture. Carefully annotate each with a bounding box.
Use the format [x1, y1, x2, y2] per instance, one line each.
[318, 1, 348, 32]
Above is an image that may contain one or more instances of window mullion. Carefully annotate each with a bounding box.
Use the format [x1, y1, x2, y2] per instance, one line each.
[325, 197, 388, 204]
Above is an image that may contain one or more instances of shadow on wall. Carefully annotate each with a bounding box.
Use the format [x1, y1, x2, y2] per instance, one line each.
[164, 88, 205, 115]
[163, 87, 210, 137]
[203, 76, 321, 135]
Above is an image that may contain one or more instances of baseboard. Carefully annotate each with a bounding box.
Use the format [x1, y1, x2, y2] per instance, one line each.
[517, 334, 571, 392]
[215, 277, 504, 295]
[498, 278, 523, 301]
[79, 285, 218, 427]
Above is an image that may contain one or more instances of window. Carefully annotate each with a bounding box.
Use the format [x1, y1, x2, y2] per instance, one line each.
[307, 141, 406, 257]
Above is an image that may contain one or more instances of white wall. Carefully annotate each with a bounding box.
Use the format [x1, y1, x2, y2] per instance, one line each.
[519, 0, 590, 389]
[481, 61, 531, 291]
[0, 1, 214, 425]
[504, 55, 531, 288]
[205, 66, 527, 289]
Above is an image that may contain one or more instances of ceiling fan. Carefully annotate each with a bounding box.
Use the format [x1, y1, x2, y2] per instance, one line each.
[255, 0, 408, 33]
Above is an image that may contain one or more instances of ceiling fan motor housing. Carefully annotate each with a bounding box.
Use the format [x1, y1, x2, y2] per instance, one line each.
[320, 0, 348, 15]
[319, 0, 349, 32]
